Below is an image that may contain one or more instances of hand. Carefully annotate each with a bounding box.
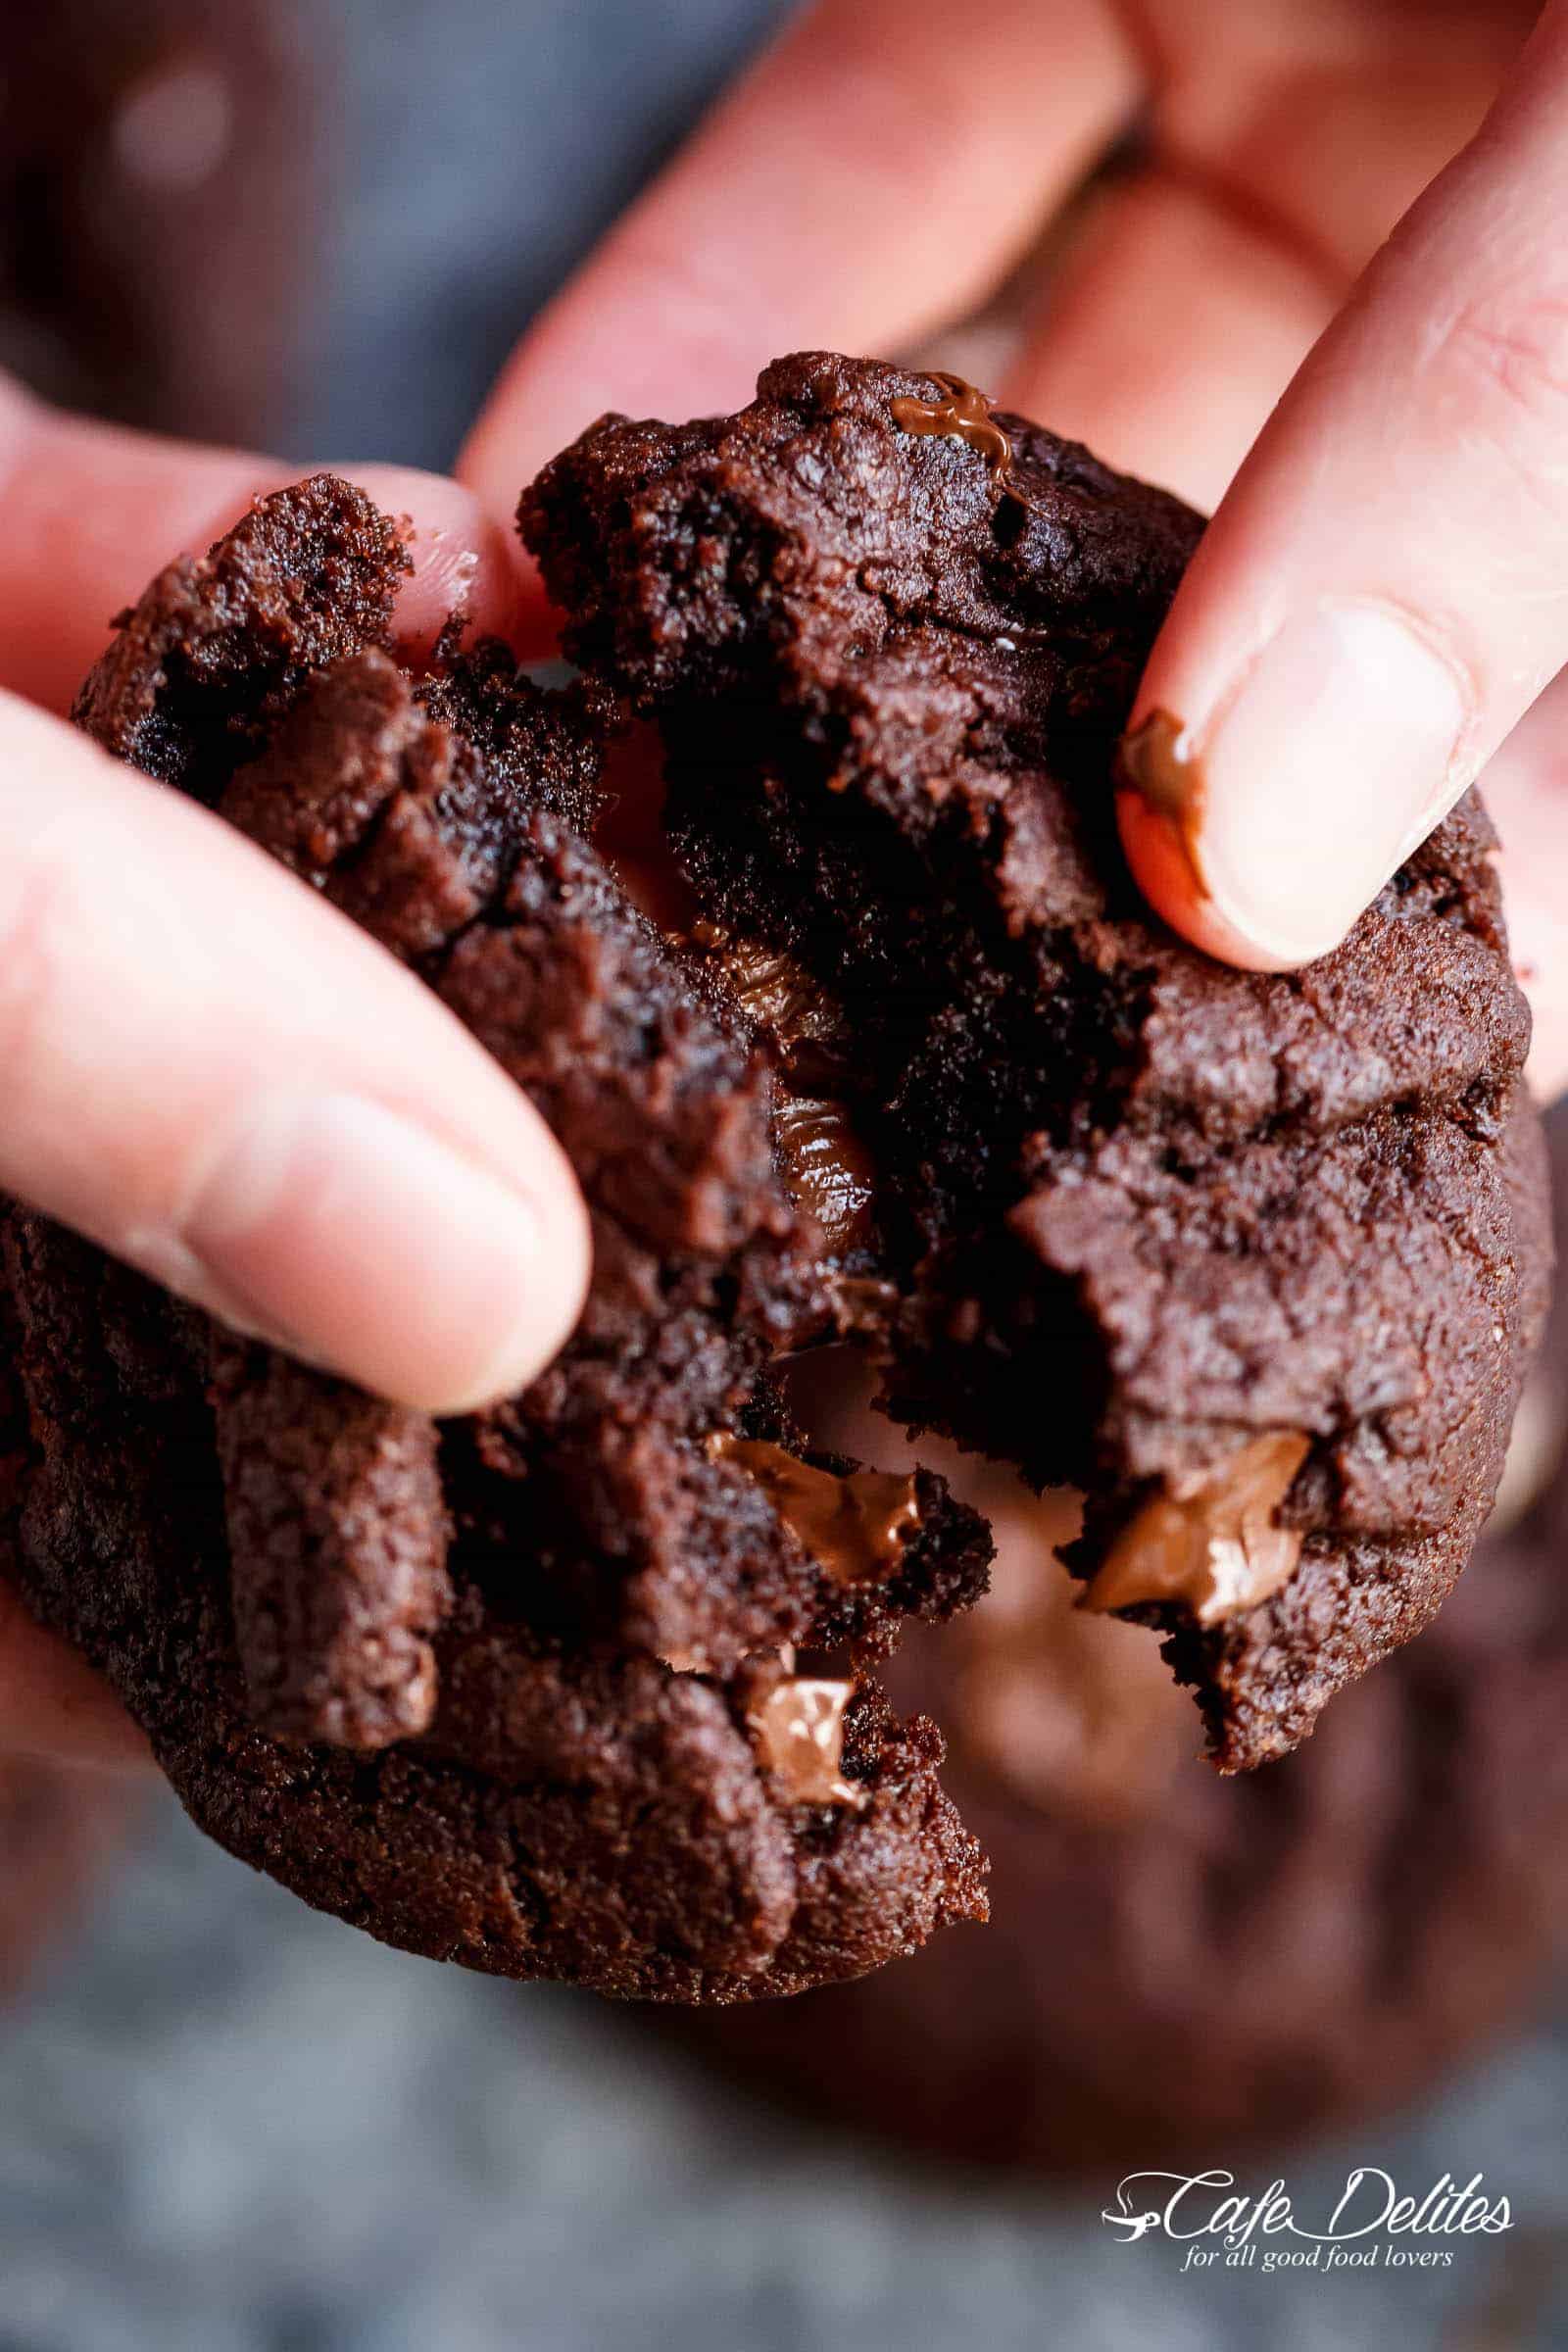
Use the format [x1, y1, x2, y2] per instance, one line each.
[0, 381, 591, 1767]
[461, 0, 1568, 1098]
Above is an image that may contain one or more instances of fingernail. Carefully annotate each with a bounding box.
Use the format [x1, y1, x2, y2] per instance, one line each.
[171, 1092, 585, 1411]
[1181, 603, 1469, 964]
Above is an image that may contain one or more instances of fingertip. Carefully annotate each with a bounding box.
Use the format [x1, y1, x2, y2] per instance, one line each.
[173, 1091, 592, 1421]
[336, 463, 531, 657]
[1116, 787, 1308, 974]
[0, 697, 594, 1429]
[411, 1112, 594, 1416]
[429, 1161, 593, 1416]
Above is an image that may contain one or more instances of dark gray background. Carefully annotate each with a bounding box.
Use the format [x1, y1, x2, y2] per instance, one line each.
[5, 5, 1567, 2345]
[282, 0, 789, 466]
[6, 1799, 1568, 2352]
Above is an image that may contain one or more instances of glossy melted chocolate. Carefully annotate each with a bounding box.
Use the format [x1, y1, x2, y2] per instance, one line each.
[692, 923, 844, 1055]
[1080, 1431, 1311, 1627]
[772, 1094, 877, 1254]
[889, 368, 1051, 524]
[891, 370, 1013, 473]
[709, 1434, 919, 1587]
[745, 1673, 866, 1808]
[1115, 707, 1210, 894]
[689, 921, 875, 1252]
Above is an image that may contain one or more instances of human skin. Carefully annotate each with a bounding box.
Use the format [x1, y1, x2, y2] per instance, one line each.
[464, 0, 1568, 1069]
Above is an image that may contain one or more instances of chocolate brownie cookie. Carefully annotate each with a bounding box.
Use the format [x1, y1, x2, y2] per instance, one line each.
[674, 1242, 1568, 2168]
[523, 351, 1552, 1769]
[3, 356, 1549, 1999]
[1, 476, 992, 2000]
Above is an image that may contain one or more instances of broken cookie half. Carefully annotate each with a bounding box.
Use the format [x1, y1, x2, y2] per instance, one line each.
[524, 349, 1551, 1772]
[3, 475, 989, 2002]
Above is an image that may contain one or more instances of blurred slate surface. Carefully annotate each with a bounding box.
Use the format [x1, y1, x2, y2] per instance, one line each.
[1, 1796, 1566, 2352]
[281, 0, 788, 466]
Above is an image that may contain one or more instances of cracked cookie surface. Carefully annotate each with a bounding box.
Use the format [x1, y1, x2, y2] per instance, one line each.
[2, 476, 991, 2000]
[524, 350, 1551, 1768]
[679, 1285, 1568, 2168]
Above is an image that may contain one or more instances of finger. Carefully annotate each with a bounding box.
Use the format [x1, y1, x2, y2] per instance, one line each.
[1472, 672, 1568, 1104]
[1001, 169, 1336, 509]
[0, 690, 589, 1414]
[460, 0, 1139, 515]
[1117, 0, 1568, 970]
[0, 1577, 149, 1771]
[0, 374, 528, 712]
[1160, 3, 1536, 288]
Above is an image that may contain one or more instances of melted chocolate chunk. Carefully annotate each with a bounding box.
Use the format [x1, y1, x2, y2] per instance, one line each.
[772, 1094, 878, 1254]
[888, 368, 1061, 528]
[709, 1435, 920, 1587]
[891, 371, 1013, 475]
[1080, 1432, 1311, 1627]
[689, 921, 875, 1255]
[745, 1672, 866, 1810]
[691, 921, 852, 1081]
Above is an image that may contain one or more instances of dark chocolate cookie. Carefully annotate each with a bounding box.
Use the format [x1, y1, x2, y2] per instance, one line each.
[0, 1755, 134, 2004]
[3, 353, 1550, 2003]
[672, 1225, 1568, 2168]
[0, 0, 314, 442]
[523, 350, 1551, 1769]
[1, 476, 991, 2001]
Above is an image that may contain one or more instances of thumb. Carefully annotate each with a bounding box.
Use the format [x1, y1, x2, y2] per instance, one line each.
[0, 691, 589, 1415]
[1119, 0, 1568, 971]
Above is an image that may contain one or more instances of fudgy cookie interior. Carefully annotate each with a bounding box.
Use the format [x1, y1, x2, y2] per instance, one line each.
[0, 349, 1551, 2001]
[524, 349, 1551, 1772]
[5, 472, 994, 2002]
